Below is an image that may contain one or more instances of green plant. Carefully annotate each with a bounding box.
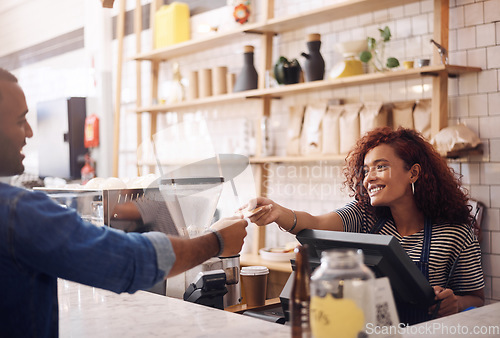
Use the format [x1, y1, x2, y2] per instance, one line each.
[359, 26, 400, 72]
[274, 56, 302, 85]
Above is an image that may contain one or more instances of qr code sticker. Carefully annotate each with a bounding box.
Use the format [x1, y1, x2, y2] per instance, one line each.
[376, 302, 393, 327]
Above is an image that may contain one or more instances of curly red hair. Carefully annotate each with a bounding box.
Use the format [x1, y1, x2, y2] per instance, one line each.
[343, 127, 472, 225]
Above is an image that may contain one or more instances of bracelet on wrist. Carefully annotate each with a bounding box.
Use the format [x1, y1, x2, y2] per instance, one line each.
[210, 229, 224, 257]
[278, 209, 297, 233]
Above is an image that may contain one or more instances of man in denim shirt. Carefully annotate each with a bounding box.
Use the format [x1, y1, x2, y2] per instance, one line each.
[0, 68, 249, 337]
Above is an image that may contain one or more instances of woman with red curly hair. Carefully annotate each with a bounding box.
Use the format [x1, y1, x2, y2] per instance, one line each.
[249, 127, 484, 324]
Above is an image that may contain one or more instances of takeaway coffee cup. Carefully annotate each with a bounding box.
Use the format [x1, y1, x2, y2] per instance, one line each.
[240, 266, 269, 307]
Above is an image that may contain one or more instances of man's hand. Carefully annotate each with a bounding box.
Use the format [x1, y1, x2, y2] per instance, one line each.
[166, 216, 249, 277]
[211, 216, 249, 257]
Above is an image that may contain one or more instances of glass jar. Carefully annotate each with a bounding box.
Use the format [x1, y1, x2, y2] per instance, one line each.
[310, 249, 374, 338]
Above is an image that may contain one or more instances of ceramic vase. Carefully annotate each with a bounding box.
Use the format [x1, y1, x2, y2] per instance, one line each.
[233, 45, 258, 92]
[301, 33, 325, 82]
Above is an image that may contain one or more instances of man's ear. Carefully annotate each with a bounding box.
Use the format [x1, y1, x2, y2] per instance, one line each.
[410, 163, 421, 183]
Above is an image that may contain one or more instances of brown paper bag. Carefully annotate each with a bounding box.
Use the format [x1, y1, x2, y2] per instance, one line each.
[392, 101, 415, 129]
[300, 103, 327, 155]
[359, 101, 388, 137]
[322, 105, 345, 155]
[340, 103, 363, 154]
[431, 123, 481, 156]
[413, 99, 432, 139]
[286, 105, 305, 156]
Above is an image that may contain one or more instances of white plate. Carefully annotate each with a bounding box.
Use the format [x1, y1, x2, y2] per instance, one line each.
[259, 248, 295, 262]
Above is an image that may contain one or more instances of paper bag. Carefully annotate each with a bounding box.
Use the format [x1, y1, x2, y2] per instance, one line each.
[413, 99, 432, 139]
[340, 103, 363, 154]
[391, 101, 415, 129]
[300, 103, 327, 155]
[286, 105, 305, 156]
[360, 101, 388, 137]
[322, 105, 345, 155]
[430, 123, 481, 156]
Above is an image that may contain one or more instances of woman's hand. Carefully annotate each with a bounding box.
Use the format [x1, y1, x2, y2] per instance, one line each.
[238, 197, 283, 227]
[238, 197, 343, 234]
[429, 286, 459, 317]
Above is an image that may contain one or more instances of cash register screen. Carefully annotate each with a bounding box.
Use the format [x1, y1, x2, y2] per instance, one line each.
[295, 229, 435, 308]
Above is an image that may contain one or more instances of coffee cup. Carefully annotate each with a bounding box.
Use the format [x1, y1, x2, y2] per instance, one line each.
[240, 266, 269, 307]
[403, 61, 414, 69]
[415, 58, 430, 68]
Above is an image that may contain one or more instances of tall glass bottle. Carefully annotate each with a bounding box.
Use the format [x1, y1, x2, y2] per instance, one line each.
[310, 249, 374, 338]
[291, 245, 311, 338]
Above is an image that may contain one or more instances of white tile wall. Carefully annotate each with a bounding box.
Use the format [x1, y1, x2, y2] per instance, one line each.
[2, 0, 500, 303]
[487, 45, 500, 69]
[482, 230, 491, 253]
[483, 207, 500, 231]
[464, 2, 484, 27]
[468, 94, 488, 116]
[491, 140, 500, 162]
[492, 277, 500, 300]
[476, 23, 496, 47]
[479, 116, 500, 138]
[478, 69, 498, 93]
[488, 92, 500, 115]
[484, 0, 500, 23]
[457, 27, 477, 50]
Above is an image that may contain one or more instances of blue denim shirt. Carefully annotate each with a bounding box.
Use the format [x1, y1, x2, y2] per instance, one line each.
[0, 183, 175, 337]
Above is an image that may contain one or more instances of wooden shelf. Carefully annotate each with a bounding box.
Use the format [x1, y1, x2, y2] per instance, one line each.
[225, 297, 281, 314]
[134, 91, 249, 113]
[132, 22, 263, 62]
[249, 0, 421, 35]
[134, 65, 481, 113]
[445, 145, 483, 159]
[250, 154, 346, 164]
[240, 253, 292, 273]
[245, 65, 481, 99]
[132, 0, 421, 62]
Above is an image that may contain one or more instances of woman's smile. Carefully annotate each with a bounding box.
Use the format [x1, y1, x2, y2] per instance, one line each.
[363, 144, 413, 207]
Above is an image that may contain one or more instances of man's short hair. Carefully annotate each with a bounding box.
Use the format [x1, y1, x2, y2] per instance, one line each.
[0, 68, 18, 83]
[0, 68, 18, 102]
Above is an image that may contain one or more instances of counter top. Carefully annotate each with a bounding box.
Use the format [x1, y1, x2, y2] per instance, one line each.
[58, 280, 290, 337]
[59, 279, 499, 337]
[405, 301, 500, 337]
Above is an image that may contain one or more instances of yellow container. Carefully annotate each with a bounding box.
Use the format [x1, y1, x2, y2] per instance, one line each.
[328, 59, 364, 79]
[154, 2, 190, 49]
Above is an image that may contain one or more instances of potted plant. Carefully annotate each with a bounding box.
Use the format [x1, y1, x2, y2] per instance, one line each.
[359, 26, 400, 72]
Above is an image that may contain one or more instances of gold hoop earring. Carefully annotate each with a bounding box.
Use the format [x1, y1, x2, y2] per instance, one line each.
[411, 182, 415, 195]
